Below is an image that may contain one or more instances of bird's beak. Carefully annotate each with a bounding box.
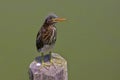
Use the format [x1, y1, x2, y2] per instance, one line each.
[52, 18, 66, 22]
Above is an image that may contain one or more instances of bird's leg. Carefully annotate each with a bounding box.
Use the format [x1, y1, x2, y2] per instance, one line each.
[41, 53, 51, 69]
[41, 52, 44, 64]
[49, 51, 57, 69]
[49, 51, 52, 62]
[49, 51, 56, 63]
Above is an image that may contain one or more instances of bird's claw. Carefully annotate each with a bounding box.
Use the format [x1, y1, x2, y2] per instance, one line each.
[50, 59, 57, 70]
[41, 62, 51, 70]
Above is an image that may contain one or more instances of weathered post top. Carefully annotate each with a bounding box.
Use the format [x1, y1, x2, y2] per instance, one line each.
[28, 53, 68, 80]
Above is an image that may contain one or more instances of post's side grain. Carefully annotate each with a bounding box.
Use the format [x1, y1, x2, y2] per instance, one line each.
[28, 53, 68, 80]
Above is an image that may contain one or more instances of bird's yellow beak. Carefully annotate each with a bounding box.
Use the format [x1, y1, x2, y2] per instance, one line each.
[52, 18, 66, 22]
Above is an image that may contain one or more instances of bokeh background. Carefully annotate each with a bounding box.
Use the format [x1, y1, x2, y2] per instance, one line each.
[0, 0, 120, 80]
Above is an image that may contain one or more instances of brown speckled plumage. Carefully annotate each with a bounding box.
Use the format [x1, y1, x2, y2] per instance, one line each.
[36, 13, 66, 63]
[36, 25, 57, 53]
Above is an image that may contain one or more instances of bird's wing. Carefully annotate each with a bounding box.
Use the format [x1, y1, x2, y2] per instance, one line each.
[36, 30, 43, 51]
[36, 27, 53, 51]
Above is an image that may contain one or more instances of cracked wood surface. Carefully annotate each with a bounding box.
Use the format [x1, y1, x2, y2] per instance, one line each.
[28, 53, 68, 80]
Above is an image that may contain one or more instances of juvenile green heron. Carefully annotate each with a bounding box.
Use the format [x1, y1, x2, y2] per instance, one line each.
[36, 13, 66, 65]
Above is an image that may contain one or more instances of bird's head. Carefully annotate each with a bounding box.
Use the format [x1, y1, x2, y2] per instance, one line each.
[44, 13, 66, 25]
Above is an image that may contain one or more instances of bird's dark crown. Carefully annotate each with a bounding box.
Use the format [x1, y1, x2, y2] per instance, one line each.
[44, 13, 58, 25]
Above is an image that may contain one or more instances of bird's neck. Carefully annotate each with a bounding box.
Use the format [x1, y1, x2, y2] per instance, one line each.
[43, 22, 55, 28]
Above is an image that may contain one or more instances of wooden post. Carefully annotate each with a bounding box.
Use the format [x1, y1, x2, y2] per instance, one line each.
[28, 53, 68, 80]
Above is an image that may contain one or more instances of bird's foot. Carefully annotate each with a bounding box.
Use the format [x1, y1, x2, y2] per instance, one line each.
[41, 62, 51, 70]
[42, 62, 50, 66]
[50, 59, 57, 69]
[49, 52, 56, 68]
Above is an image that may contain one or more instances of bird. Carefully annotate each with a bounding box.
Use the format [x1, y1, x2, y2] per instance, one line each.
[36, 13, 66, 65]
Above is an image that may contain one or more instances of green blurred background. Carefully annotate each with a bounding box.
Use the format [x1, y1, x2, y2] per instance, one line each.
[0, 0, 120, 80]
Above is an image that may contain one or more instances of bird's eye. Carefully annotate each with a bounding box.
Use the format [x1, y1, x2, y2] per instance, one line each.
[50, 17, 53, 20]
